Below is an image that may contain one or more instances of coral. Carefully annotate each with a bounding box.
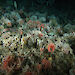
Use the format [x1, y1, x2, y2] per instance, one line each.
[47, 43, 55, 53]
[39, 17, 46, 22]
[1, 17, 12, 27]
[49, 15, 58, 26]
[3, 54, 23, 73]
[37, 64, 42, 71]
[2, 34, 20, 51]
[40, 48, 44, 52]
[3, 55, 14, 72]
[38, 24, 45, 31]
[21, 36, 28, 49]
[64, 23, 75, 33]
[17, 18, 24, 25]
[61, 43, 73, 54]
[30, 15, 37, 21]
[41, 58, 52, 69]
[1, 32, 11, 39]
[55, 37, 73, 54]
[38, 33, 43, 38]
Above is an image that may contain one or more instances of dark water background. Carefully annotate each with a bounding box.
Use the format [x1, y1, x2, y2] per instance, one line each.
[0, 0, 75, 24]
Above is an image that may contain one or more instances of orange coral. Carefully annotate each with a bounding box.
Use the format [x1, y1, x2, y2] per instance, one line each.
[48, 43, 55, 53]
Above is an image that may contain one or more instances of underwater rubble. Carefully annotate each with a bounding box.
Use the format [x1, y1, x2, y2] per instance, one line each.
[0, 9, 75, 75]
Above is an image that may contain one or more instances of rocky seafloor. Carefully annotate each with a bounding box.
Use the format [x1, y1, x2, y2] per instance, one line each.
[0, 8, 75, 75]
